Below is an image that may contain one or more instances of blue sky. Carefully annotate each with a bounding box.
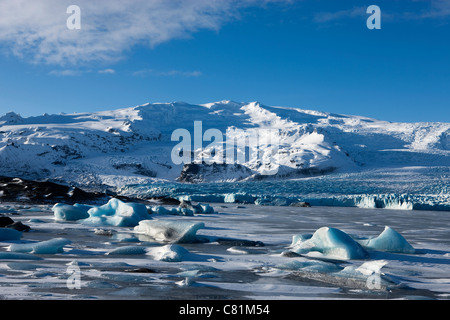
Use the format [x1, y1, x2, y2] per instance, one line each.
[0, 0, 449, 122]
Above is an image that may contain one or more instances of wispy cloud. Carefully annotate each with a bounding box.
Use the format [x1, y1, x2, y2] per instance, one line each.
[98, 69, 116, 75]
[0, 0, 290, 66]
[313, 6, 366, 24]
[48, 69, 85, 77]
[133, 69, 202, 77]
[313, 1, 450, 25]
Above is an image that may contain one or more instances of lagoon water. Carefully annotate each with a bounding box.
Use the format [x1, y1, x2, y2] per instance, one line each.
[0, 202, 449, 300]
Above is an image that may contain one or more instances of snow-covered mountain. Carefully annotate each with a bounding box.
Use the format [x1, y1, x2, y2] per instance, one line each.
[1, 100, 449, 191]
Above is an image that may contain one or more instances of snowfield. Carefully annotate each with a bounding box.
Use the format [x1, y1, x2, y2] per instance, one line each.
[1, 100, 449, 189]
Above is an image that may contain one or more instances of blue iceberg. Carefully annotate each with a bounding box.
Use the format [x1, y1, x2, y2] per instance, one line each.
[83, 198, 150, 227]
[356, 226, 415, 254]
[134, 219, 205, 243]
[52, 203, 90, 221]
[291, 227, 369, 260]
[8, 238, 71, 254]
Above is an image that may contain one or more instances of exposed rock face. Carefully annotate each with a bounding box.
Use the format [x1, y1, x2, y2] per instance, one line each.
[0, 176, 107, 204]
[177, 162, 255, 183]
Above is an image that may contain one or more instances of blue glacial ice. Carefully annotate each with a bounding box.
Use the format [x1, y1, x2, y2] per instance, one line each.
[124, 167, 450, 212]
[0, 252, 42, 260]
[8, 238, 71, 254]
[291, 226, 415, 260]
[290, 227, 369, 260]
[106, 245, 147, 255]
[82, 198, 150, 227]
[355, 226, 415, 254]
[52, 203, 90, 221]
[149, 205, 194, 216]
[134, 219, 205, 243]
[149, 202, 214, 216]
[146, 244, 189, 262]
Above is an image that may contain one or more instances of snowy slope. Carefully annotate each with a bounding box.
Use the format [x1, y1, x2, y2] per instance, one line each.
[1, 101, 449, 190]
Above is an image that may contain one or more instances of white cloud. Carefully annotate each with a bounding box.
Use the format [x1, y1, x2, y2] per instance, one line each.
[133, 69, 202, 77]
[0, 0, 289, 66]
[313, 7, 367, 24]
[48, 69, 85, 76]
[98, 69, 116, 75]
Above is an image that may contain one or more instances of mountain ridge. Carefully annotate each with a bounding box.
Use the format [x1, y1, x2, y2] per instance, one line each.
[1, 100, 449, 192]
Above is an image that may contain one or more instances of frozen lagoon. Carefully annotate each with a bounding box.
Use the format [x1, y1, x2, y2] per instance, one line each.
[0, 202, 449, 300]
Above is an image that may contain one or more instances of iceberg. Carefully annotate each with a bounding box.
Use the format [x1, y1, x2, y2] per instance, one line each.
[291, 227, 369, 260]
[106, 245, 147, 255]
[8, 238, 71, 254]
[224, 193, 256, 204]
[83, 198, 150, 227]
[146, 244, 189, 262]
[134, 219, 205, 243]
[150, 205, 194, 216]
[356, 226, 415, 254]
[0, 252, 42, 260]
[0, 228, 22, 241]
[52, 203, 90, 221]
[276, 259, 343, 273]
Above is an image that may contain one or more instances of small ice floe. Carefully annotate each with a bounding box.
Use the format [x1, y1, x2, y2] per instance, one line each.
[134, 219, 205, 243]
[106, 245, 147, 255]
[226, 246, 265, 255]
[0, 252, 42, 260]
[8, 238, 71, 254]
[176, 277, 196, 287]
[146, 244, 189, 262]
[149, 200, 215, 216]
[94, 228, 114, 236]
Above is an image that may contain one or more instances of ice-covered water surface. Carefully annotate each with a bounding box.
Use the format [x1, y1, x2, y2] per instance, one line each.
[123, 166, 450, 211]
[0, 202, 449, 300]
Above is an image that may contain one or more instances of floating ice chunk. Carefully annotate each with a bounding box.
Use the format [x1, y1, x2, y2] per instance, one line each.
[276, 259, 343, 273]
[291, 227, 368, 260]
[106, 245, 147, 255]
[151, 203, 214, 216]
[150, 206, 174, 215]
[356, 226, 415, 254]
[6, 262, 41, 270]
[355, 260, 388, 276]
[134, 219, 205, 243]
[8, 238, 71, 254]
[83, 198, 150, 227]
[147, 244, 189, 262]
[290, 233, 312, 247]
[176, 277, 196, 287]
[0, 252, 42, 260]
[199, 204, 214, 214]
[335, 260, 394, 290]
[224, 193, 256, 204]
[0, 228, 22, 241]
[52, 203, 90, 221]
